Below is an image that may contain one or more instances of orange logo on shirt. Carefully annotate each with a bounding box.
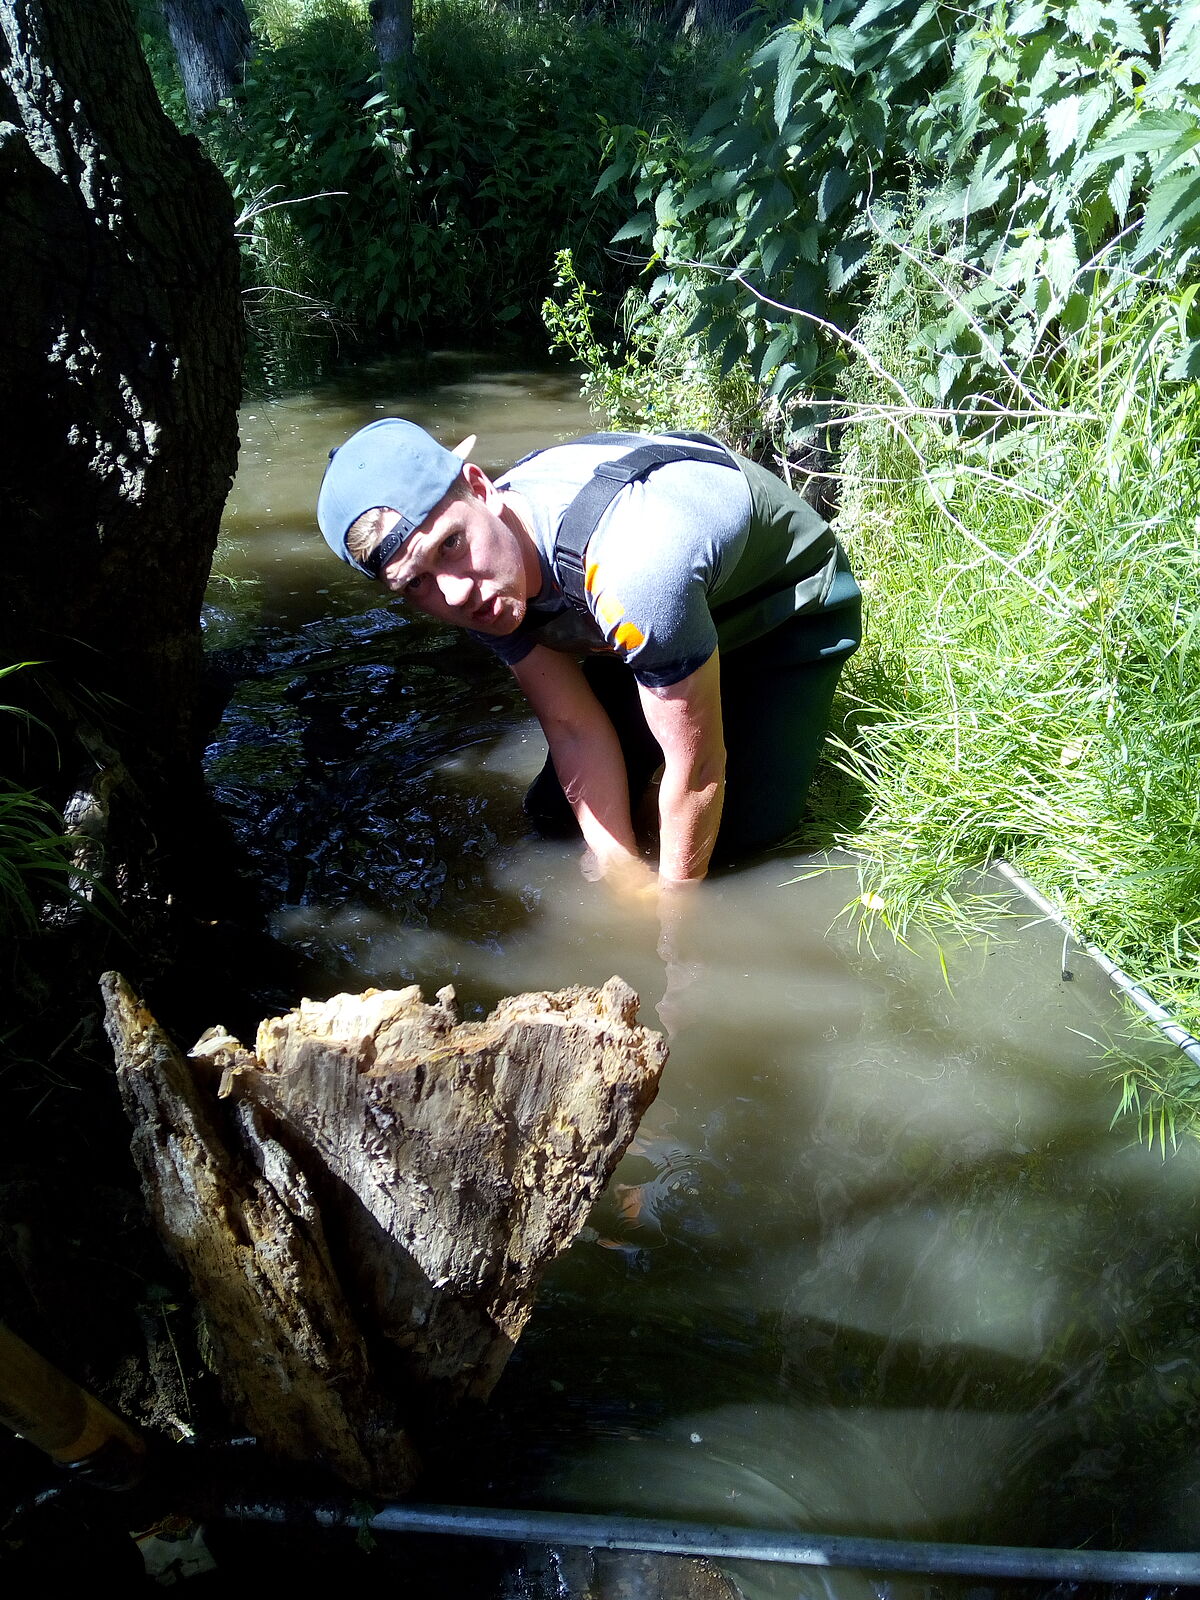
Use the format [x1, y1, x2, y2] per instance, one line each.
[589, 567, 645, 655]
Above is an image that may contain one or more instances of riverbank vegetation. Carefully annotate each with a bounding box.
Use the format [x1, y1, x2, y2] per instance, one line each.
[139, 0, 719, 386]
[542, 0, 1200, 1123]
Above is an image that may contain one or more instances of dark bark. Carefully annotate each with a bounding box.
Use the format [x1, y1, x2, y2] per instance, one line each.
[369, 0, 413, 71]
[0, 0, 242, 946]
[161, 0, 251, 123]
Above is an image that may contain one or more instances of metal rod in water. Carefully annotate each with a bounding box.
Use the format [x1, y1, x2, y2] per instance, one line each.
[223, 1499, 1200, 1585]
[995, 859, 1200, 1068]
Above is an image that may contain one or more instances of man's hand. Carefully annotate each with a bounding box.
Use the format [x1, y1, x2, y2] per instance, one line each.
[581, 845, 657, 895]
[513, 644, 727, 892]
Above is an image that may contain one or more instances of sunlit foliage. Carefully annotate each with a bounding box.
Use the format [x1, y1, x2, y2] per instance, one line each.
[608, 0, 1200, 410]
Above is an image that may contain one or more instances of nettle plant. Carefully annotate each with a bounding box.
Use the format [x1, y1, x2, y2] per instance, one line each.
[606, 0, 1200, 413]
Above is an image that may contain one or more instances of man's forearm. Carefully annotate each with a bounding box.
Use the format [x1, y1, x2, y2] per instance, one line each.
[656, 758, 725, 882]
[545, 722, 641, 869]
[634, 651, 727, 884]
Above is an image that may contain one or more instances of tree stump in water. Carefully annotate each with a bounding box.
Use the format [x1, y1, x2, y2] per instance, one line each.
[100, 974, 666, 1492]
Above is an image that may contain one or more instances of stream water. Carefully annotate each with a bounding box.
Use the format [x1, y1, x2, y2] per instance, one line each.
[204, 352, 1200, 1598]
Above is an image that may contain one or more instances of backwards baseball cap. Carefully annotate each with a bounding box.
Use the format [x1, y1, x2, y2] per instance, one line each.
[316, 418, 472, 577]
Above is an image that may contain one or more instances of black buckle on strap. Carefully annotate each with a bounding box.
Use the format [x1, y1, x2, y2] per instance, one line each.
[594, 459, 641, 483]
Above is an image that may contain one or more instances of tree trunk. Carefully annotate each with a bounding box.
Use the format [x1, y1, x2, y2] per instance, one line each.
[369, 0, 413, 72]
[102, 973, 667, 1491]
[161, 0, 252, 123]
[0, 0, 242, 947]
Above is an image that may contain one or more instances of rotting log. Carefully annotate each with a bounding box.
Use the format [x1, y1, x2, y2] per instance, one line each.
[101, 973, 666, 1491]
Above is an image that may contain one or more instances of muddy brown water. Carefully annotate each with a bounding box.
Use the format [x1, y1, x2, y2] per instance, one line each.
[204, 353, 1200, 1598]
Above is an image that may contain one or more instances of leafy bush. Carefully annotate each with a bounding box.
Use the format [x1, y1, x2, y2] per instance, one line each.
[543, 247, 775, 452]
[608, 0, 1200, 415]
[147, 0, 717, 372]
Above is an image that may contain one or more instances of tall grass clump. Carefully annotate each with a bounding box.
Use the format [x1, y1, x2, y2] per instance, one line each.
[831, 273, 1200, 1048]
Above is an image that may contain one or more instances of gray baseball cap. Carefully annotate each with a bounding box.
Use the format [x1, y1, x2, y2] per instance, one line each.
[316, 418, 465, 577]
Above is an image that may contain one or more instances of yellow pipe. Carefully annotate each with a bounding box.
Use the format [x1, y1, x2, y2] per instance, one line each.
[0, 1322, 145, 1477]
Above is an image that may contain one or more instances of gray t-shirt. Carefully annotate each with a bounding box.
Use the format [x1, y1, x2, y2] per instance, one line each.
[476, 437, 752, 688]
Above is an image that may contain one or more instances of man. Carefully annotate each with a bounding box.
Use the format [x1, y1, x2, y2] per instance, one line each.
[316, 417, 860, 897]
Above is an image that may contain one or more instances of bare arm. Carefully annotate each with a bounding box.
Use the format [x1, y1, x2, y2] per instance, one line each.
[636, 649, 725, 883]
[510, 646, 646, 880]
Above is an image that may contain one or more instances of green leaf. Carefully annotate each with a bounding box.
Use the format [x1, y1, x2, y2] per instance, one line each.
[717, 327, 747, 380]
[827, 232, 872, 291]
[1043, 229, 1079, 299]
[750, 29, 791, 71]
[1108, 153, 1138, 222]
[1009, 4, 1047, 38]
[1138, 167, 1200, 260]
[774, 32, 803, 134]
[1043, 93, 1081, 167]
[821, 26, 859, 71]
[855, 96, 887, 156]
[816, 165, 854, 222]
[1165, 337, 1200, 381]
[694, 95, 739, 141]
[768, 360, 801, 398]
[611, 213, 652, 244]
[1153, 10, 1200, 98]
[794, 225, 822, 264]
[1090, 111, 1196, 164]
[761, 232, 797, 279]
[592, 160, 623, 197]
[850, 0, 904, 31]
[758, 327, 793, 383]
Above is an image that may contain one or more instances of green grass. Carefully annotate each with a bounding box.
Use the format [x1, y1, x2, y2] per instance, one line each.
[830, 280, 1200, 1067]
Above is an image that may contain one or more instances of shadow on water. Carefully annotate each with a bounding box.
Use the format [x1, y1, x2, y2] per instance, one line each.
[197, 355, 1200, 1600]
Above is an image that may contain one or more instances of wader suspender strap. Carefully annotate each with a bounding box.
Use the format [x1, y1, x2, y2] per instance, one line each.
[552, 433, 737, 615]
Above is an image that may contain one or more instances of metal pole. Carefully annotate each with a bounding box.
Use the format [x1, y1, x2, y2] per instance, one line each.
[994, 859, 1200, 1068]
[222, 1498, 1200, 1586]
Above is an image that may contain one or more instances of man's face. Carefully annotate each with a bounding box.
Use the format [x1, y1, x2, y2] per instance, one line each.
[375, 471, 534, 635]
